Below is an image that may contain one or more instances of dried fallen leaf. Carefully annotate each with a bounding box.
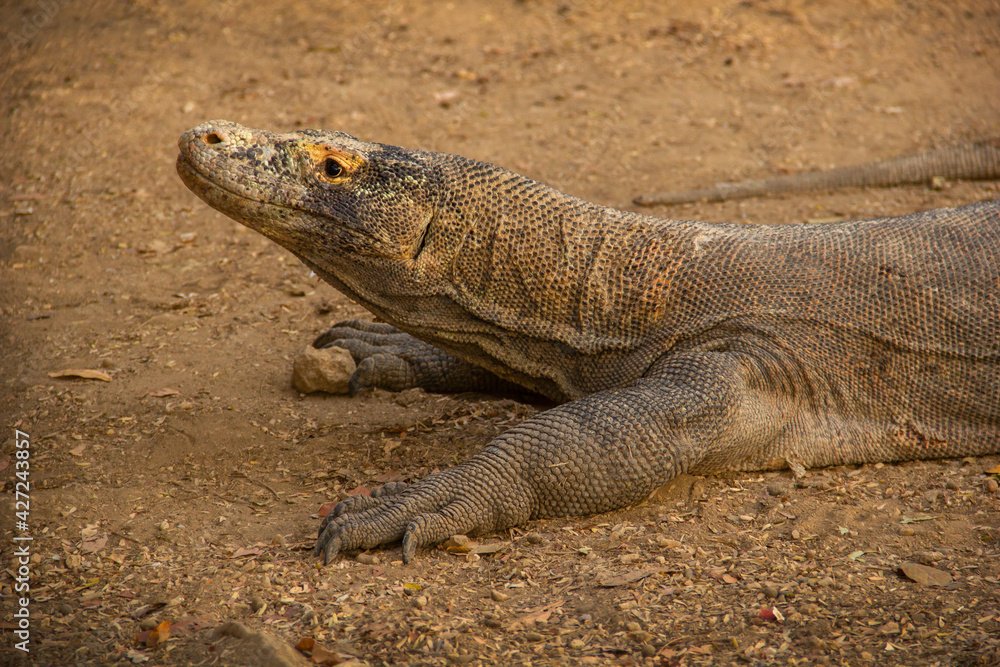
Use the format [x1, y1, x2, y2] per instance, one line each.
[508, 601, 564, 630]
[296, 636, 355, 665]
[444, 534, 473, 553]
[347, 485, 371, 496]
[758, 607, 783, 622]
[318, 501, 338, 518]
[898, 562, 952, 587]
[469, 541, 507, 555]
[986, 464, 1000, 474]
[48, 368, 112, 382]
[130, 602, 167, 620]
[150, 620, 171, 648]
[81, 536, 107, 553]
[901, 514, 941, 524]
[69, 444, 88, 457]
[125, 649, 149, 663]
[599, 566, 667, 587]
[232, 547, 262, 558]
[148, 388, 180, 397]
[848, 550, 866, 561]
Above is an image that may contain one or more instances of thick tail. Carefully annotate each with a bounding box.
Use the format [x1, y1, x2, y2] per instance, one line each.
[634, 139, 1000, 206]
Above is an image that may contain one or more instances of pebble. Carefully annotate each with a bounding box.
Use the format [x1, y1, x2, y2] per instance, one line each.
[57, 603, 73, 616]
[569, 639, 585, 649]
[946, 479, 960, 491]
[250, 596, 266, 612]
[763, 583, 779, 599]
[291, 345, 356, 394]
[356, 553, 377, 565]
[139, 617, 158, 631]
[986, 478, 999, 494]
[900, 526, 916, 536]
[414, 595, 428, 609]
[523, 631, 544, 642]
[639, 644, 657, 657]
[817, 577, 834, 588]
[899, 561, 952, 587]
[766, 482, 789, 497]
[914, 550, 944, 565]
[525, 533, 544, 545]
[490, 590, 509, 602]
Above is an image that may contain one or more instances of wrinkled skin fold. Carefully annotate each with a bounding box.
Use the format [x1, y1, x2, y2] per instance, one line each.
[177, 120, 1000, 563]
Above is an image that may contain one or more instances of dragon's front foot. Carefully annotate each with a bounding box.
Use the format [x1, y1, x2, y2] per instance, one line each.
[315, 460, 532, 563]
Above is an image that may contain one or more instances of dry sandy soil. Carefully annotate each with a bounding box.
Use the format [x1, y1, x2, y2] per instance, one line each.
[2, 1, 1000, 665]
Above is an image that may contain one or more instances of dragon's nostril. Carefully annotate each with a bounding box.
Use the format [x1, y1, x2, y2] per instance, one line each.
[203, 132, 224, 145]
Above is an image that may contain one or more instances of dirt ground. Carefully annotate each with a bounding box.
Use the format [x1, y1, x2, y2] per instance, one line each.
[2, 1, 999, 665]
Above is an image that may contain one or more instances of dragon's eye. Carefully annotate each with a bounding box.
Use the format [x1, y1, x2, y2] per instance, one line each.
[324, 158, 343, 179]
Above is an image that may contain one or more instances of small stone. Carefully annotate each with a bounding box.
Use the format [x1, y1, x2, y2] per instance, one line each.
[899, 561, 952, 587]
[292, 345, 356, 394]
[986, 478, 999, 494]
[931, 175, 947, 190]
[356, 553, 377, 565]
[490, 590, 509, 602]
[525, 533, 543, 544]
[763, 583, 779, 599]
[250, 596, 265, 612]
[791, 529, 801, 540]
[946, 479, 960, 491]
[626, 621, 642, 633]
[414, 595, 428, 609]
[483, 616, 503, 629]
[639, 644, 657, 657]
[629, 630, 652, 643]
[914, 550, 944, 565]
[523, 631, 544, 642]
[57, 603, 73, 616]
[817, 576, 834, 588]
[900, 526, 916, 536]
[767, 482, 789, 497]
[569, 639, 585, 649]
[139, 617, 158, 631]
[923, 489, 940, 503]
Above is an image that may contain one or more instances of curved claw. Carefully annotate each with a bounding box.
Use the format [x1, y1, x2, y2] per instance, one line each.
[313, 462, 532, 565]
[321, 534, 342, 565]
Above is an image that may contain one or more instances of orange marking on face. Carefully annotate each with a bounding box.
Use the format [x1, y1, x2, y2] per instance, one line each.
[302, 142, 366, 177]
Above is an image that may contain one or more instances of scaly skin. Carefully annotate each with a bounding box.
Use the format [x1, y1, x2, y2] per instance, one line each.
[634, 139, 1000, 206]
[176, 120, 1000, 563]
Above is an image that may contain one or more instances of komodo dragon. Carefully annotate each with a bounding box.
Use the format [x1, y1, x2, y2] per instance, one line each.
[634, 139, 1000, 206]
[176, 120, 1000, 563]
